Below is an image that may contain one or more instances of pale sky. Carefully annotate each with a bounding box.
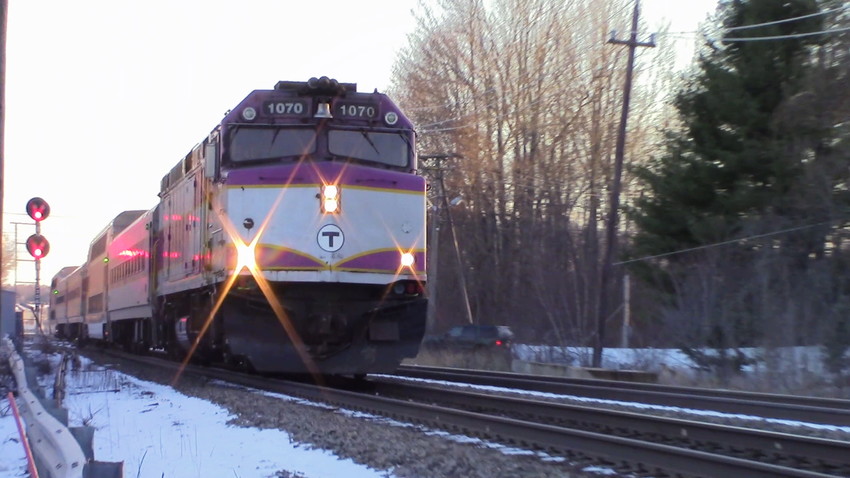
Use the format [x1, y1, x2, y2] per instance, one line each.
[3, 0, 717, 288]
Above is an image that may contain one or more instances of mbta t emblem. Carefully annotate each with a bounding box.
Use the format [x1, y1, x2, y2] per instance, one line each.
[317, 224, 344, 252]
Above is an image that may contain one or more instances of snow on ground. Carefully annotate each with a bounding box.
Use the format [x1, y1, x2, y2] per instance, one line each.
[1, 356, 389, 478]
[1, 343, 842, 477]
[514, 344, 830, 377]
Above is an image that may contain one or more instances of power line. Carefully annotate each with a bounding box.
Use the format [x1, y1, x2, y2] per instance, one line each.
[615, 218, 845, 266]
[651, 5, 848, 41]
[716, 24, 850, 42]
[725, 5, 846, 32]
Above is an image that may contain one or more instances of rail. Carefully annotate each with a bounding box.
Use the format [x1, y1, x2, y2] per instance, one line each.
[396, 364, 850, 425]
[93, 348, 841, 477]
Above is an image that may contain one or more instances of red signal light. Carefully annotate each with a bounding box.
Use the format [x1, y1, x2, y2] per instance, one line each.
[495, 340, 503, 346]
[26, 197, 50, 222]
[26, 234, 50, 259]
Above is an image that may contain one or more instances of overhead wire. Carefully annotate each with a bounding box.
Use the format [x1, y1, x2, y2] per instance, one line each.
[725, 5, 846, 31]
[651, 5, 849, 42]
[718, 25, 850, 42]
[615, 218, 847, 266]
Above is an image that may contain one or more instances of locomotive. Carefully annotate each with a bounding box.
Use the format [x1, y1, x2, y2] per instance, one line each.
[49, 77, 428, 375]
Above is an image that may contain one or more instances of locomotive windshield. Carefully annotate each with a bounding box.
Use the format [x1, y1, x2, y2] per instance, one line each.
[227, 126, 317, 163]
[224, 124, 412, 168]
[328, 130, 410, 167]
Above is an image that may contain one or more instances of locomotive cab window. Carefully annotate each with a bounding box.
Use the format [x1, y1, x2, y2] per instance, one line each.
[226, 126, 316, 163]
[328, 130, 410, 167]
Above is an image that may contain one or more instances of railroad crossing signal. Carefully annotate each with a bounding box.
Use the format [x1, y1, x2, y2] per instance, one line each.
[24, 197, 50, 260]
[26, 234, 50, 260]
[26, 197, 50, 222]
[24, 197, 51, 332]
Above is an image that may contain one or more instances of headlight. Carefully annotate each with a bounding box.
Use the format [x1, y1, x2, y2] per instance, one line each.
[321, 184, 340, 214]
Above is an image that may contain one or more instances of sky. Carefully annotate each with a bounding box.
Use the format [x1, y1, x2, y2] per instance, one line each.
[2, 0, 718, 289]
[3, 345, 847, 478]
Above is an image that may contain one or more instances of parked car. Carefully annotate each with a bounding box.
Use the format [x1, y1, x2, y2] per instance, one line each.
[423, 325, 514, 354]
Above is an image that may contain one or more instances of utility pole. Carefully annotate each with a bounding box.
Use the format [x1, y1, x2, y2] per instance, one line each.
[593, 0, 654, 368]
[420, 154, 474, 329]
[1, 0, 7, 318]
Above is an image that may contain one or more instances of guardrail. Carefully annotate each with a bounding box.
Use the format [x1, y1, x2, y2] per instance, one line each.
[2, 336, 123, 478]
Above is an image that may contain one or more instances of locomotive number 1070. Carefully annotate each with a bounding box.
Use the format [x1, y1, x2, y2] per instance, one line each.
[337, 103, 377, 118]
[264, 101, 306, 115]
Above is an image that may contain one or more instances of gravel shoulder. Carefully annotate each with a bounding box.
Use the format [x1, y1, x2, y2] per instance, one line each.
[75, 349, 595, 478]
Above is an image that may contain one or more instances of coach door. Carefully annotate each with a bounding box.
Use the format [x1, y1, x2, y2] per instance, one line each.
[188, 170, 202, 275]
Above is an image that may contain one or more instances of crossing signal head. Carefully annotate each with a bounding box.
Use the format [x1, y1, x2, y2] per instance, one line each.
[26, 234, 50, 260]
[26, 197, 50, 222]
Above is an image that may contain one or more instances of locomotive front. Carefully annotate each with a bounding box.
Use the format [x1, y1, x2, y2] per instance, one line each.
[190, 78, 427, 374]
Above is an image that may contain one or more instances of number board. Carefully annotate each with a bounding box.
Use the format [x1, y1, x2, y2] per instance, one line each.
[336, 102, 378, 119]
[262, 100, 308, 117]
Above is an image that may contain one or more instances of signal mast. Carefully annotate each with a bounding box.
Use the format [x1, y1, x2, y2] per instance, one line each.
[24, 197, 50, 327]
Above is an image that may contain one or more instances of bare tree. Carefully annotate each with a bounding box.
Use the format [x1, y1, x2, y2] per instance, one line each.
[392, 0, 674, 353]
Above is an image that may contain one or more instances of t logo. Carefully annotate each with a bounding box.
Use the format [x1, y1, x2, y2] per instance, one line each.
[317, 224, 344, 252]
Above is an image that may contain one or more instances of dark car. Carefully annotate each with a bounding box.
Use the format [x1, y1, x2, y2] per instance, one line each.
[423, 325, 514, 353]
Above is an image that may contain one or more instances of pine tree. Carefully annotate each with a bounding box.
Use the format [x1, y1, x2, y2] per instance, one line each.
[624, 0, 850, 369]
[629, 0, 825, 260]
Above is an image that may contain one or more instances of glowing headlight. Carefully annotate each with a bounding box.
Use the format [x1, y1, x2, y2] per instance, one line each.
[400, 252, 415, 267]
[235, 241, 258, 272]
[322, 184, 340, 214]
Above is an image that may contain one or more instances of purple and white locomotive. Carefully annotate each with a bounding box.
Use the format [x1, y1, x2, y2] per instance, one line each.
[50, 77, 428, 375]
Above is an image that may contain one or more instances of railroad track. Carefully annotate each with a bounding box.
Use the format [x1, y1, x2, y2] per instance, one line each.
[395, 364, 850, 426]
[369, 376, 850, 476]
[76, 349, 848, 477]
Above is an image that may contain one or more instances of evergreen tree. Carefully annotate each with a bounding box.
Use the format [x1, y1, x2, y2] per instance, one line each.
[629, 0, 825, 260]
[625, 0, 850, 365]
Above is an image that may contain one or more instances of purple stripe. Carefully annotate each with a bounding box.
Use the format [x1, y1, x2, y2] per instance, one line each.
[255, 247, 427, 273]
[257, 246, 325, 269]
[227, 162, 424, 193]
[334, 250, 426, 273]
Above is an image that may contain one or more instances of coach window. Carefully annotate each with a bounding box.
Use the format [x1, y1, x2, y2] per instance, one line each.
[90, 236, 106, 263]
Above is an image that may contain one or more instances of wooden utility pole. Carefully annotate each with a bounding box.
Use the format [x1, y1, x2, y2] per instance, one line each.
[1, 0, 7, 315]
[593, 0, 654, 368]
[420, 154, 474, 329]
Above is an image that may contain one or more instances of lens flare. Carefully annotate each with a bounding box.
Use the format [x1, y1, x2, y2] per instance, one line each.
[235, 240, 258, 271]
[400, 252, 415, 267]
[171, 159, 324, 385]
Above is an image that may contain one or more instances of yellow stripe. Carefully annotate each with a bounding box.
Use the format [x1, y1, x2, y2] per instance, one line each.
[226, 183, 424, 195]
[343, 185, 425, 195]
[226, 184, 314, 190]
